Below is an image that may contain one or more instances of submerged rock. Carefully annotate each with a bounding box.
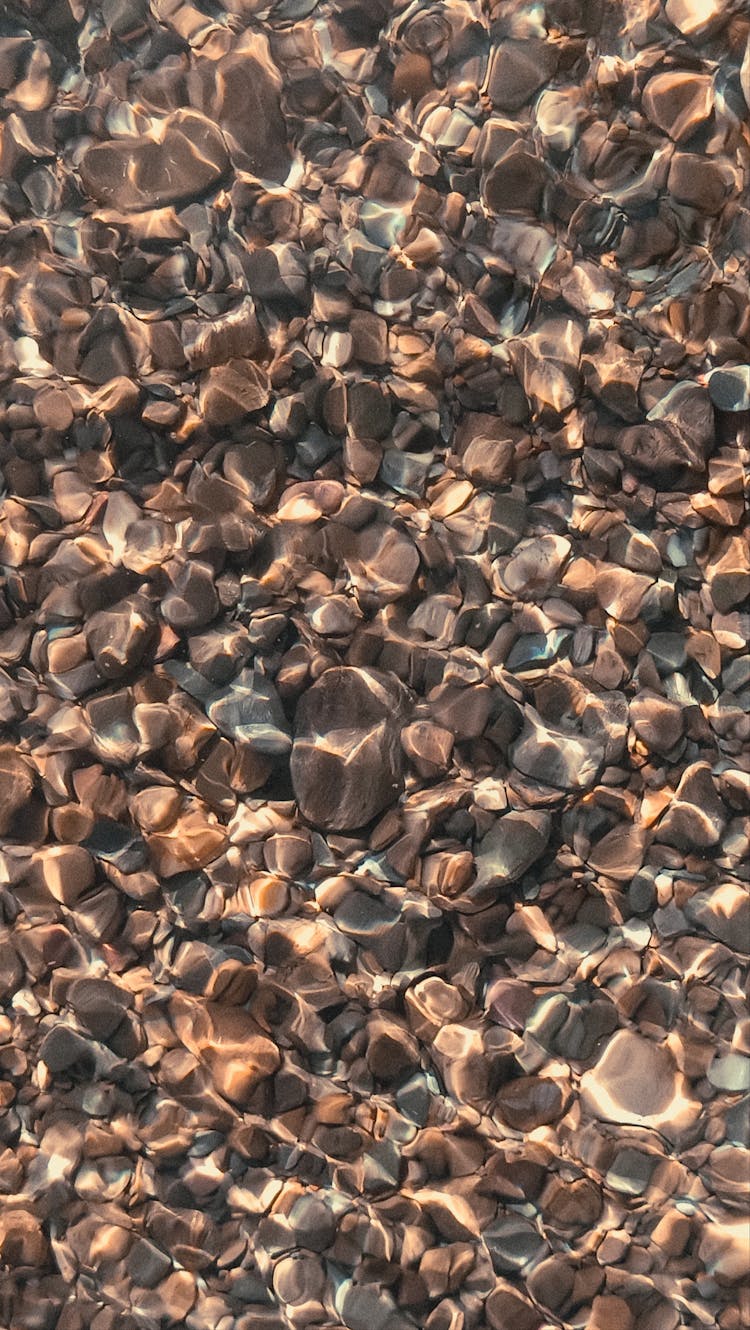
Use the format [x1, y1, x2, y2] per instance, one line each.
[291, 667, 410, 829]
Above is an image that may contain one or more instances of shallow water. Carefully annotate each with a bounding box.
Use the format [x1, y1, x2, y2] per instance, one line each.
[0, 2, 748, 1329]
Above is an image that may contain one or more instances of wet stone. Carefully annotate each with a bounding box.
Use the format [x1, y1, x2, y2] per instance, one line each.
[79, 111, 230, 210]
[512, 711, 604, 791]
[213, 52, 291, 182]
[39, 1026, 96, 1075]
[199, 358, 271, 425]
[580, 1030, 701, 1141]
[84, 596, 157, 679]
[488, 40, 557, 111]
[207, 668, 291, 755]
[656, 762, 727, 848]
[587, 824, 648, 882]
[709, 365, 750, 413]
[0, 4, 747, 1329]
[474, 810, 551, 891]
[291, 667, 410, 830]
[161, 561, 220, 631]
[495, 1076, 566, 1131]
[0, 748, 34, 836]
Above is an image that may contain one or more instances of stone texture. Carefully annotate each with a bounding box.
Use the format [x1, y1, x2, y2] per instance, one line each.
[291, 667, 410, 830]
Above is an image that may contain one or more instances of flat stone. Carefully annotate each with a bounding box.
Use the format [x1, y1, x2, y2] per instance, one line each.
[707, 1053, 750, 1092]
[668, 153, 732, 213]
[642, 71, 713, 141]
[400, 720, 454, 778]
[161, 560, 220, 631]
[486, 1283, 542, 1330]
[685, 882, 750, 952]
[698, 1217, 749, 1280]
[605, 1147, 655, 1196]
[33, 845, 95, 905]
[498, 536, 571, 598]
[83, 818, 148, 873]
[618, 421, 706, 479]
[79, 111, 230, 210]
[207, 668, 291, 755]
[345, 523, 420, 602]
[495, 1075, 565, 1130]
[0, 748, 34, 836]
[39, 1026, 96, 1075]
[172, 997, 281, 1106]
[214, 52, 291, 182]
[512, 710, 604, 791]
[630, 691, 685, 754]
[68, 976, 131, 1041]
[580, 1030, 701, 1141]
[199, 359, 270, 424]
[485, 1214, 547, 1274]
[587, 824, 649, 881]
[462, 434, 514, 487]
[596, 567, 654, 621]
[488, 40, 557, 111]
[665, 0, 726, 37]
[588, 1296, 634, 1330]
[349, 311, 388, 364]
[489, 494, 528, 555]
[484, 149, 548, 216]
[291, 667, 410, 830]
[656, 762, 727, 848]
[709, 365, 750, 412]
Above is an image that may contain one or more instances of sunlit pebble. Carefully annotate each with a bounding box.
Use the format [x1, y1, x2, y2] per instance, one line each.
[0, 4, 745, 1329]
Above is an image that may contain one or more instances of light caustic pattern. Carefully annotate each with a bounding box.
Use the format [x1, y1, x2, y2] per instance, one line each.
[0, 2, 748, 1330]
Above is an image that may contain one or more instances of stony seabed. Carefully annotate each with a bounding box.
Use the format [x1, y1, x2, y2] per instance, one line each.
[0, 1, 748, 1329]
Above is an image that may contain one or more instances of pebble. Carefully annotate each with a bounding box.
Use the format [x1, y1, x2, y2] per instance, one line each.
[79, 111, 230, 211]
[291, 667, 410, 830]
[0, 4, 745, 1330]
[581, 1031, 701, 1141]
[474, 811, 551, 892]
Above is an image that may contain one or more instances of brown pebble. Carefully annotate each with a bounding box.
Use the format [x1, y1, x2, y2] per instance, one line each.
[32, 388, 74, 431]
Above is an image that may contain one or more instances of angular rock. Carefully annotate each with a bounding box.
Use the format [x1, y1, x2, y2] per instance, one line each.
[709, 364, 750, 413]
[32, 845, 95, 906]
[618, 422, 706, 479]
[642, 71, 713, 142]
[0, 748, 34, 836]
[84, 596, 157, 679]
[345, 523, 420, 602]
[401, 720, 454, 778]
[668, 153, 733, 213]
[587, 824, 649, 881]
[656, 762, 727, 848]
[630, 691, 685, 754]
[68, 976, 131, 1041]
[208, 668, 291, 755]
[495, 1075, 566, 1131]
[161, 561, 220, 632]
[487, 40, 557, 111]
[498, 536, 571, 599]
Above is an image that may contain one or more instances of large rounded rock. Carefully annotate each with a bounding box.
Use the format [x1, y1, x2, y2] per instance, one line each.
[79, 110, 230, 211]
[291, 667, 410, 830]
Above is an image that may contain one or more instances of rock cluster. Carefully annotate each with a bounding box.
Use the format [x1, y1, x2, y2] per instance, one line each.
[0, 1, 748, 1329]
